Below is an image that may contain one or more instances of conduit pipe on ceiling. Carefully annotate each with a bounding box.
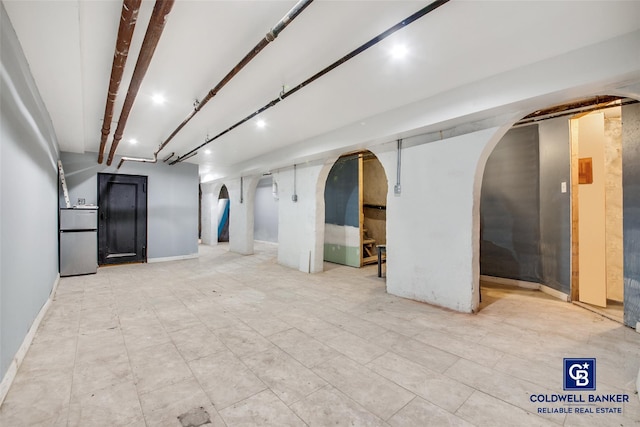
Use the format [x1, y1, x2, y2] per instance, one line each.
[106, 0, 175, 166]
[97, 0, 142, 164]
[117, 0, 314, 169]
[171, 0, 450, 164]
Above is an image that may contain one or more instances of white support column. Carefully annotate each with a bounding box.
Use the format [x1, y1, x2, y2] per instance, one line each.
[227, 176, 260, 255]
[200, 184, 215, 245]
[276, 160, 333, 273]
[200, 182, 223, 245]
[380, 128, 502, 313]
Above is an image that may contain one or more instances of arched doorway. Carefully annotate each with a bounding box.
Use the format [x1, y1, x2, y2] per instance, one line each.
[253, 175, 279, 244]
[217, 185, 230, 243]
[323, 151, 388, 268]
[477, 96, 637, 325]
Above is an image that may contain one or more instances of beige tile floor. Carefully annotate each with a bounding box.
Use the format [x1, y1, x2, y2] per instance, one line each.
[1, 243, 639, 426]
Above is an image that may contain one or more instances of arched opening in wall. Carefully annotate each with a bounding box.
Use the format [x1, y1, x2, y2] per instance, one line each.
[323, 150, 388, 270]
[478, 96, 638, 326]
[253, 175, 279, 244]
[217, 185, 230, 243]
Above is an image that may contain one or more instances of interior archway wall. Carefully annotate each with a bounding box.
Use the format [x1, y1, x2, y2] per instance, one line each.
[474, 92, 640, 325]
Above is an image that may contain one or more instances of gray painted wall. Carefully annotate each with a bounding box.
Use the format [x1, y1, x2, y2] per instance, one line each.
[623, 103, 640, 327]
[481, 125, 542, 282]
[539, 118, 571, 294]
[60, 152, 199, 260]
[325, 157, 359, 228]
[253, 177, 278, 243]
[1, 3, 60, 379]
[480, 121, 572, 293]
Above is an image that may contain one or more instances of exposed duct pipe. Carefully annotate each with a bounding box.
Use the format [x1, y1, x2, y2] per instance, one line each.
[117, 0, 314, 169]
[97, 0, 142, 164]
[106, 0, 175, 166]
[171, 0, 450, 164]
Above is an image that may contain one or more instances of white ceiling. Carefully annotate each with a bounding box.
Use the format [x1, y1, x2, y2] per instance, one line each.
[4, 0, 640, 180]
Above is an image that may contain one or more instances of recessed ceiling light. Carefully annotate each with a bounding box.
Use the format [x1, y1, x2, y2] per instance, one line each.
[204, 149, 211, 154]
[256, 119, 266, 128]
[129, 138, 137, 144]
[152, 93, 165, 105]
[390, 44, 408, 59]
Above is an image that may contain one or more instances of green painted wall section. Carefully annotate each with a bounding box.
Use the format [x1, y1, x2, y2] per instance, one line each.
[324, 244, 360, 267]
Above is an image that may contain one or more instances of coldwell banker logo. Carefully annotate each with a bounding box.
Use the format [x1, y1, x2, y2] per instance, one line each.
[563, 358, 596, 391]
[530, 357, 630, 416]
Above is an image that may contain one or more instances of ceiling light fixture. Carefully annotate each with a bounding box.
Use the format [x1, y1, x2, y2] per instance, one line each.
[390, 44, 409, 59]
[256, 119, 266, 128]
[129, 138, 137, 144]
[152, 93, 166, 105]
[204, 149, 211, 154]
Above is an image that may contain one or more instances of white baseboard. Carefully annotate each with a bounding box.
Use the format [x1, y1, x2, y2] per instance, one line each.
[0, 274, 60, 406]
[147, 253, 198, 263]
[480, 275, 570, 302]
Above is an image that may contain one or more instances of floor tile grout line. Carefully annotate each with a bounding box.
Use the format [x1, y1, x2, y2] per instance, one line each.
[65, 276, 87, 427]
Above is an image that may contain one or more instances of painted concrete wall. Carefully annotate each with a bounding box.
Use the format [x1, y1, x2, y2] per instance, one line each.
[253, 176, 278, 243]
[382, 128, 499, 313]
[276, 161, 329, 273]
[481, 126, 541, 282]
[623, 103, 640, 327]
[59, 152, 199, 261]
[223, 177, 259, 255]
[0, 3, 60, 379]
[538, 117, 572, 294]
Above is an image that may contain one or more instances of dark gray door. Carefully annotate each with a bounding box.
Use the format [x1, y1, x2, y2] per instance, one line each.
[98, 173, 147, 265]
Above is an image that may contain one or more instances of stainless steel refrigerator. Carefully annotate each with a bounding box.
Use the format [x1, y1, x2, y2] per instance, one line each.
[59, 208, 98, 276]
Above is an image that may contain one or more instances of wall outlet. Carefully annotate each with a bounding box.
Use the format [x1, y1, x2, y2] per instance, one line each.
[77, 198, 86, 205]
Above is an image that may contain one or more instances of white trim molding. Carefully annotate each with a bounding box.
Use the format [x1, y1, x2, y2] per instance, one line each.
[147, 253, 199, 263]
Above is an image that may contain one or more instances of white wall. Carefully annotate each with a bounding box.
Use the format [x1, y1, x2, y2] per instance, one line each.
[0, 2, 60, 382]
[224, 177, 258, 255]
[254, 176, 279, 243]
[378, 129, 499, 313]
[275, 161, 333, 273]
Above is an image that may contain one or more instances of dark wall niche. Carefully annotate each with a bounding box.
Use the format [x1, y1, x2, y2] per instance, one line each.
[480, 125, 542, 283]
[325, 157, 359, 227]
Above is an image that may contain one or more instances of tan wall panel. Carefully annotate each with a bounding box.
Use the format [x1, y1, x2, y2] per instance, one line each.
[577, 113, 607, 307]
[604, 112, 623, 302]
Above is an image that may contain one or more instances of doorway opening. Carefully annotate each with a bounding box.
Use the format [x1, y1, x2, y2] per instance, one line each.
[97, 173, 147, 265]
[478, 97, 635, 324]
[217, 185, 230, 243]
[323, 151, 387, 268]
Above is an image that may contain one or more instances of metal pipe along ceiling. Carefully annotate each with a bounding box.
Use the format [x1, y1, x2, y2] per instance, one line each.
[97, 0, 142, 164]
[171, 0, 450, 164]
[106, 0, 175, 166]
[116, 0, 314, 169]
